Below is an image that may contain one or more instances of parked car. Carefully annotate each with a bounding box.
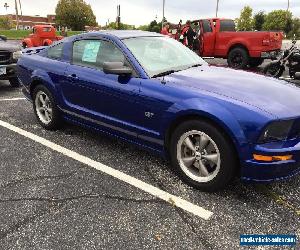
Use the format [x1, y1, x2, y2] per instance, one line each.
[17, 31, 300, 191]
[189, 18, 283, 69]
[22, 25, 63, 48]
[0, 35, 22, 87]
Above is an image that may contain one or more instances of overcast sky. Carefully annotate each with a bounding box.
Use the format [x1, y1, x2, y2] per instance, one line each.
[1, 0, 299, 26]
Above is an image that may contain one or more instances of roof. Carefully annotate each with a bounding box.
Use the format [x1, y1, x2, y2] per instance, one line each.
[76, 30, 163, 40]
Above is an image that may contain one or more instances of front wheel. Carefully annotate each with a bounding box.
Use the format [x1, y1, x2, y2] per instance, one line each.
[33, 85, 62, 130]
[263, 62, 285, 78]
[170, 120, 238, 192]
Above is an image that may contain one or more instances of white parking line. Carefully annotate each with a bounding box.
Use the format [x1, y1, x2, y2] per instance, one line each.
[0, 119, 213, 220]
[0, 97, 26, 102]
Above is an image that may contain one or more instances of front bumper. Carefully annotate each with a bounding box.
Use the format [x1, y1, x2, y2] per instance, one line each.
[261, 50, 281, 59]
[241, 140, 300, 182]
[0, 63, 18, 80]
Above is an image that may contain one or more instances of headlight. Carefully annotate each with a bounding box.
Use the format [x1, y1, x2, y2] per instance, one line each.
[258, 120, 294, 143]
[13, 50, 22, 60]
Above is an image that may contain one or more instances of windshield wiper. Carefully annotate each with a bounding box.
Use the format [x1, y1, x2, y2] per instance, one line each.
[152, 70, 176, 78]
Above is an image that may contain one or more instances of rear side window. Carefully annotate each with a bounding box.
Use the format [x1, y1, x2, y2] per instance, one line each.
[220, 20, 236, 32]
[202, 20, 212, 33]
[72, 39, 125, 70]
[47, 42, 64, 60]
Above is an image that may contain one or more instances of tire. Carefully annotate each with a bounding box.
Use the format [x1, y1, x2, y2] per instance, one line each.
[22, 43, 27, 49]
[32, 85, 62, 130]
[263, 62, 285, 78]
[249, 58, 264, 68]
[227, 47, 249, 69]
[170, 120, 238, 192]
[9, 78, 20, 87]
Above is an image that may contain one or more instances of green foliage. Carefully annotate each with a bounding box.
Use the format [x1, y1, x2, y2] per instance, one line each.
[263, 10, 292, 32]
[0, 17, 13, 30]
[253, 11, 266, 31]
[236, 6, 254, 31]
[287, 18, 300, 39]
[137, 19, 165, 33]
[55, 0, 98, 31]
[107, 22, 135, 30]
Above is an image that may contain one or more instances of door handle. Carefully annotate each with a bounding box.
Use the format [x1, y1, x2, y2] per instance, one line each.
[68, 73, 78, 80]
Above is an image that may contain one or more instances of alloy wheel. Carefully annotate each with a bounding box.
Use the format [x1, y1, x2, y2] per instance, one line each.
[177, 130, 221, 183]
[35, 90, 53, 125]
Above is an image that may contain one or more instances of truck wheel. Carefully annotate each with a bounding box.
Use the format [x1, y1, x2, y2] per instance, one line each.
[22, 43, 27, 49]
[227, 48, 249, 69]
[9, 78, 20, 87]
[170, 120, 238, 192]
[249, 58, 264, 68]
[33, 85, 62, 130]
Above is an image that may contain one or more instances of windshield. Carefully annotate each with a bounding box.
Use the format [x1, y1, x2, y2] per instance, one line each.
[123, 36, 206, 77]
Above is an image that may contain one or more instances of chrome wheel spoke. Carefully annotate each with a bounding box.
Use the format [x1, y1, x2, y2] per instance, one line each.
[199, 160, 209, 177]
[39, 94, 45, 105]
[44, 110, 50, 121]
[202, 154, 219, 165]
[182, 156, 196, 168]
[183, 137, 196, 152]
[199, 135, 209, 151]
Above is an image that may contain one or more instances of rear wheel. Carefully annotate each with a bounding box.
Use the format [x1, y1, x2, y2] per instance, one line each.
[263, 62, 285, 78]
[170, 120, 238, 192]
[33, 85, 62, 130]
[249, 58, 264, 68]
[22, 43, 28, 49]
[227, 48, 249, 69]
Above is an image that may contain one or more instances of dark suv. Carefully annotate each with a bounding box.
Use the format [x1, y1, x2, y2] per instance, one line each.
[0, 35, 22, 87]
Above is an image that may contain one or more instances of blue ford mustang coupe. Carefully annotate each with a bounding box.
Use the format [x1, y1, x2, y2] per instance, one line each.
[17, 30, 300, 191]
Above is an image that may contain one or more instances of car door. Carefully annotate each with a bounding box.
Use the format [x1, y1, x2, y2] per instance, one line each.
[61, 38, 142, 136]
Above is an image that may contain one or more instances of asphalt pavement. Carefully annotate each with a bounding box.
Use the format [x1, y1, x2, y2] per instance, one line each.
[0, 60, 299, 249]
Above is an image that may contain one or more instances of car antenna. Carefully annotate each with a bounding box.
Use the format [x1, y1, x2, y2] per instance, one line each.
[161, 76, 167, 85]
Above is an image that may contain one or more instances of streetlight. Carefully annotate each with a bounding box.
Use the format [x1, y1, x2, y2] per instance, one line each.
[4, 3, 9, 12]
[216, 0, 220, 17]
[14, 0, 19, 30]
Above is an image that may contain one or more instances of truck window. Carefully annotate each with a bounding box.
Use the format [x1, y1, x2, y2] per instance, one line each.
[220, 20, 236, 32]
[202, 20, 212, 33]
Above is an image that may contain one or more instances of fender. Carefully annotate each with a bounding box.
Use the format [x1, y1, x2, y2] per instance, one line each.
[162, 97, 256, 159]
[22, 38, 33, 48]
[43, 39, 53, 46]
[226, 39, 250, 55]
[30, 69, 58, 100]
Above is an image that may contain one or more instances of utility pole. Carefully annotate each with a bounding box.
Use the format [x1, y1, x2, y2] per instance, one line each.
[162, 0, 165, 29]
[14, 0, 19, 30]
[116, 5, 121, 30]
[18, 0, 23, 30]
[216, 0, 219, 17]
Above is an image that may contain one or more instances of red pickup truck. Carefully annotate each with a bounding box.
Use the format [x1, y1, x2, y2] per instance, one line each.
[190, 18, 283, 69]
[22, 25, 63, 48]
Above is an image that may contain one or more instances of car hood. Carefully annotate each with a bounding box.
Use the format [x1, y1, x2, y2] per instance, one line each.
[0, 41, 21, 52]
[164, 65, 300, 119]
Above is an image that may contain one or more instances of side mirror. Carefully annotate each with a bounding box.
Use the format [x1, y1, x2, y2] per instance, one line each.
[294, 72, 300, 80]
[0, 35, 7, 41]
[103, 62, 132, 75]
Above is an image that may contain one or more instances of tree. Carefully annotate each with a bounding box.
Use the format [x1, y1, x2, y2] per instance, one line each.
[107, 22, 135, 30]
[0, 17, 13, 30]
[287, 18, 300, 39]
[236, 6, 254, 31]
[55, 0, 98, 31]
[263, 10, 292, 32]
[253, 11, 265, 31]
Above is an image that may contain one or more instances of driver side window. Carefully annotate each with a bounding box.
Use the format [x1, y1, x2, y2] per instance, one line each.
[72, 39, 126, 71]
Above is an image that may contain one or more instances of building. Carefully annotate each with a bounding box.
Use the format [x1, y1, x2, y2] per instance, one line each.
[0, 14, 56, 30]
